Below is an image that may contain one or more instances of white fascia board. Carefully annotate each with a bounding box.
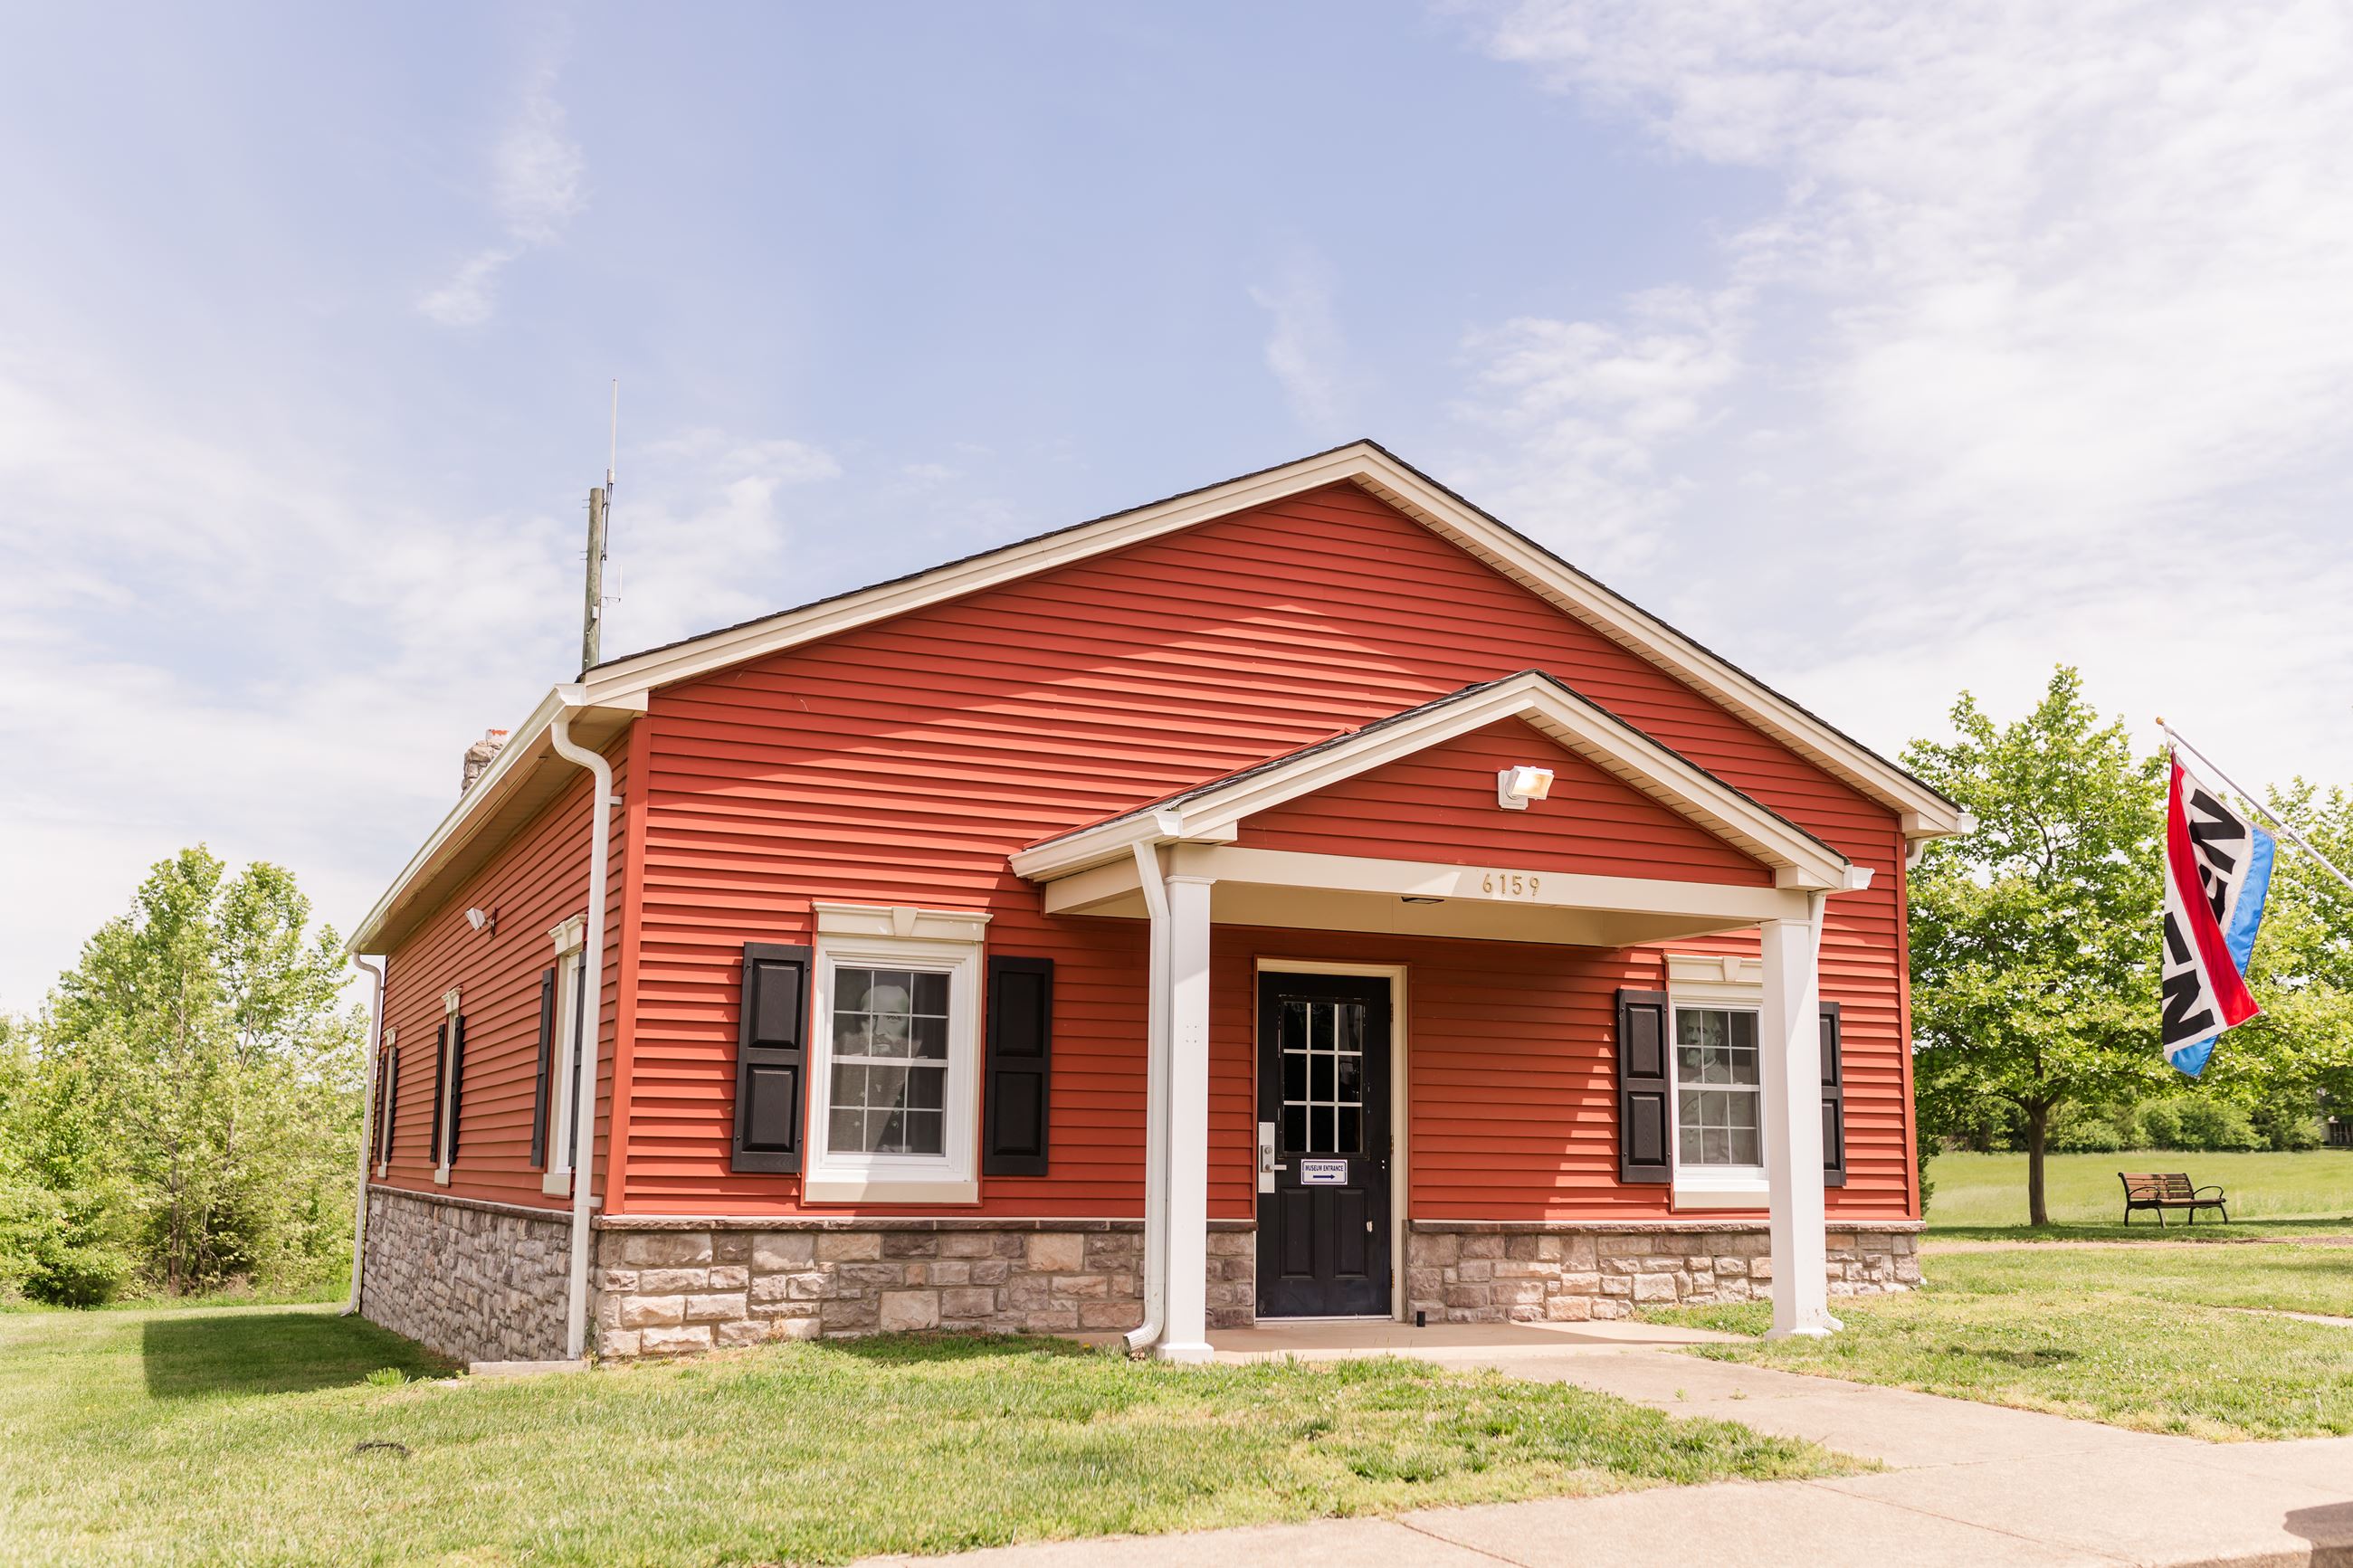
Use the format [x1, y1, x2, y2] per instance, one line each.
[1013, 672, 1853, 891]
[557, 441, 1956, 834]
[345, 686, 649, 956]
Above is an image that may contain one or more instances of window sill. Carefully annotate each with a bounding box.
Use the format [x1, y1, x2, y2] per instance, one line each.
[1673, 1174, 1768, 1209]
[433, 1167, 451, 1188]
[542, 1170, 572, 1198]
[802, 1174, 980, 1206]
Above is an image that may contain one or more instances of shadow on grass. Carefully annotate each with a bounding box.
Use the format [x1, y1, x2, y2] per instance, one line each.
[140, 1309, 452, 1400]
[807, 1330, 1107, 1368]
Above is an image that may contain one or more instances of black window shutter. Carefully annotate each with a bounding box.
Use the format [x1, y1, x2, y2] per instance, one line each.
[983, 955, 1054, 1177]
[1615, 988, 1672, 1183]
[380, 1045, 399, 1164]
[386, 1052, 405, 1165]
[1820, 1000, 1847, 1188]
[446, 1015, 467, 1165]
[530, 967, 557, 1168]
[732, 942, 809, 1174]
[428, 1022, 449, 1164]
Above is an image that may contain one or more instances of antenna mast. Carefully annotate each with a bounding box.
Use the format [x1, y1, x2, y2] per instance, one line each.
[580, 380, 617, 674]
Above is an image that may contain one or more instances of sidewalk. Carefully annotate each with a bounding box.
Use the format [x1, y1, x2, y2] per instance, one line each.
[853, 1333, 2353, 1567]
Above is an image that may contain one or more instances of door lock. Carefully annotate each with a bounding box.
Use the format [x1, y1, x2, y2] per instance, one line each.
[1256, 1121, 1277, 1193]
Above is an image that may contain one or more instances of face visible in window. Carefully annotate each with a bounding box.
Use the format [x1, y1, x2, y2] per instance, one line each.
[1675, 1006, 1761, 1166]
[828, 966, 950, 1155]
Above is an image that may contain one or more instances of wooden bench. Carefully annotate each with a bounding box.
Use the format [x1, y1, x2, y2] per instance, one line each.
[2119, 1173, 2228, 1226]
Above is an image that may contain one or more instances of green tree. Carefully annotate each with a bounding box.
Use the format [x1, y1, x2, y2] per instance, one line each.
[45, 848, 364, 1294]
[1904, 668, 2167, 1226]
[2196, 782, 2353, 1132]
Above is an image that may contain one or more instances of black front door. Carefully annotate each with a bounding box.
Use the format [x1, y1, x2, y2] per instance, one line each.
[1255, 971, 1392, 1317]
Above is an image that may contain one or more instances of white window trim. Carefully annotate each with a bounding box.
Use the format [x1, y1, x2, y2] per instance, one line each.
[1666, 958, 1767, 1206]
[804, 904, 990, 1206]
[543, 915, 587, 1197]
[434, 989, 462, 1186]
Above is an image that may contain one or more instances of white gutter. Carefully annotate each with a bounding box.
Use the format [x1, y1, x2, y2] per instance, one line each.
[1122, 841, 1171, 1355]
[548, 708, 616, 1362]
[341, 955, 387, 1316]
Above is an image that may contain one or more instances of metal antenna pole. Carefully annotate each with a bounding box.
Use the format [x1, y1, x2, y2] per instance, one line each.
[582, 486, 606, 673]
[581, 381, 619, 675]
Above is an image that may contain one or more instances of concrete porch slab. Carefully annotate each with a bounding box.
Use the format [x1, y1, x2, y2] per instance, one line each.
[1206, 1316, 1740, 1362]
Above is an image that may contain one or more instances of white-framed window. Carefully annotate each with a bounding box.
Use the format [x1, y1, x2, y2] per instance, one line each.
[1667, 955, 1768, 1204]
[805, 903, 989, 1204]
[544, 915, 586, 1197]
[1674, 1004, 1762, 1168]
[374, 1027, 397, 1177]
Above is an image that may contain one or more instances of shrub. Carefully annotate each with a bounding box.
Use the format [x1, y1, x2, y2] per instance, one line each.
[2254, 1101, 2325, 1152]
[2175, 1099, 2261, 1152]
[2139, 1101, 2183, 1150]
[2049, 1111, 2125, 1152]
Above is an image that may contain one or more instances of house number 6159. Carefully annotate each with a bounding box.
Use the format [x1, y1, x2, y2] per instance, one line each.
[1480, 870, 1540, 898]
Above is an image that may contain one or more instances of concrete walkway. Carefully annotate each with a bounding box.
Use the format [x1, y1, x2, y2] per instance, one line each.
[853, 1326, 2353, 1568]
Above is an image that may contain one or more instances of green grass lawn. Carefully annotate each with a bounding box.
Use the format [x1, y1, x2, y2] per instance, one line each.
[0, 1305, 1853, 1568]
[1651, 1245, 2353, 1440]
[1926, 1148, 2353, 1231]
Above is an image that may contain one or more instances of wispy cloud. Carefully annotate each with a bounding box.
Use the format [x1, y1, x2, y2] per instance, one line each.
[418, 66, 586, 327]
[1448, 285, 1743, 570]
[1248, 243, 1350, 434]
[1454, 0, 2353, 785]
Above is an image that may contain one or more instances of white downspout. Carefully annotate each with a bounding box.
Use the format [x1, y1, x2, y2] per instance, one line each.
[549, 709, 616, 1362]
[1123, 841, 1171, 1354]
[341, 955, 387, 1316]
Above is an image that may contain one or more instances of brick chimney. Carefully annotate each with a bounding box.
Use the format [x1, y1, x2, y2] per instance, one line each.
[462, 728, 510, 794]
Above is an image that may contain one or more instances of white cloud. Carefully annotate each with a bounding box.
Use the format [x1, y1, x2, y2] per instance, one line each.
[1248, 244, 1350, 434]
[1455, 0, 2353, 786]
[1447, 286, 1744, 569]
[0, 347, 834, 1010]
[416, 67, 586, 328]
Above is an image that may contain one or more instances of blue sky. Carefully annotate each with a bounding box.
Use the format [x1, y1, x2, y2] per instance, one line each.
[6, 2, 2352, 1006]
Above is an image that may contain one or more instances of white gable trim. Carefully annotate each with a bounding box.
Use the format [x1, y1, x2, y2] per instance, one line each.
[1008, 671, 1862, 893]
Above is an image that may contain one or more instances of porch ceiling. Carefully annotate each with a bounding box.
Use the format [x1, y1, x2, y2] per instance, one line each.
[1038, 842, 1819, 948]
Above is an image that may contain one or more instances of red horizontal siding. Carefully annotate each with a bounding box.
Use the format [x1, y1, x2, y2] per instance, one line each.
[375, 736, 629, 1212]
[620, 480, 1911, 1221]
[1238, 719, 1770, 888]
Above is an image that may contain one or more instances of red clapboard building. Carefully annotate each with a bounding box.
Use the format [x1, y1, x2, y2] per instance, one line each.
[347, 442, 1963, 1365]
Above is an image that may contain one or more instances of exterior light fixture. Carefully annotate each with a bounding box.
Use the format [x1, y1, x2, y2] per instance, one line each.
[1496, 765, 1556, 811]
[465, 908, 496, 934]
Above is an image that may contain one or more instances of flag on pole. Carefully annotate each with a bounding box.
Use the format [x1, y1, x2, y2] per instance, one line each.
[2160, 755, 2273, 1075]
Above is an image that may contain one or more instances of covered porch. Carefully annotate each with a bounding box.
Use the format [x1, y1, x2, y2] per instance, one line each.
[1010, 672, 1873, 1361]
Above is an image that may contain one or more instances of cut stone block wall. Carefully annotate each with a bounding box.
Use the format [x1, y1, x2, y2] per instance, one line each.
[358, 1186, 570, 1363]
[1404, 1221, 1921, 1325]
[589, 1220, 1200, 1360]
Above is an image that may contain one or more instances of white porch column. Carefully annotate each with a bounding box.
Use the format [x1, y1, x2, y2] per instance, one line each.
[1158, 871, 1215, 1362]
[1759, 904, 1839, 1338]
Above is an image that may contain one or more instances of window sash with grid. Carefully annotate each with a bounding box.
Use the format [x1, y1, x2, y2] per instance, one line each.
[1674, 1005, 1761, 1168]
[826, 965, 951, 1157]
[1278, 998, 1368, 1156]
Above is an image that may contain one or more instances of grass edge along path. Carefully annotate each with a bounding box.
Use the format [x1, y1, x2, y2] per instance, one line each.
[0, 1303, 1859, 1568]
[1646, 1245, 2353, 1441]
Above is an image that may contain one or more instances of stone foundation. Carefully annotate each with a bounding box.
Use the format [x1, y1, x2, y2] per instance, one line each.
[358, 1186, 571, 1363]
[593, 1219, 1189, 1359]
[1405, 1221, 1921, 1324]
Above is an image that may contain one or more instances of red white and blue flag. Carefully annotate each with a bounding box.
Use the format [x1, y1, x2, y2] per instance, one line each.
[2160, 755, 2273, 1076]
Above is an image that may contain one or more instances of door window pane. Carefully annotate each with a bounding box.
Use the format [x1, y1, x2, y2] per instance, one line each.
[1278, 997, 1370, 1155]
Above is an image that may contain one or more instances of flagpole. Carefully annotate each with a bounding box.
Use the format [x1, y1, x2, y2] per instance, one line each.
[2158, 717, 2353, 897]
